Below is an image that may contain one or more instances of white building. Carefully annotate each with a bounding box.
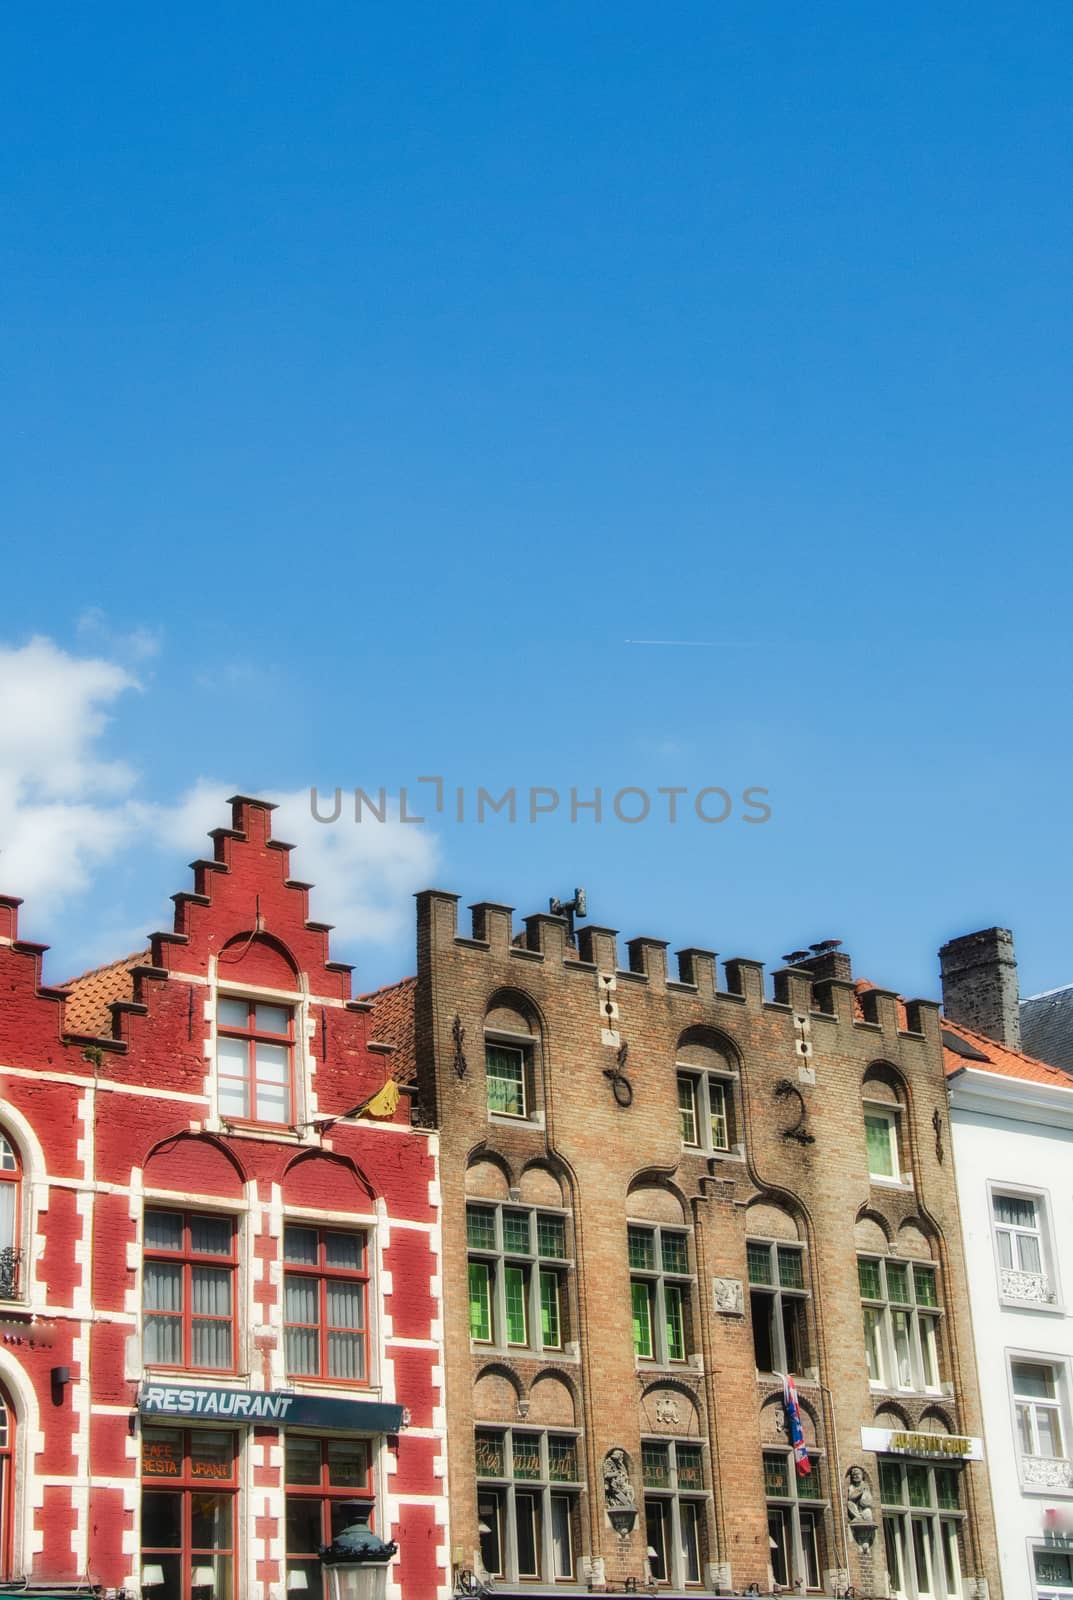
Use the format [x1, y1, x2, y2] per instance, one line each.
[944, 1011, 1073, 1600]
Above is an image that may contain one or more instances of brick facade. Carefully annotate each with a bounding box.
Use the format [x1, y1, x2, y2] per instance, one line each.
[415, 893, 1002, 1597]
[0, 797, 448, 1600]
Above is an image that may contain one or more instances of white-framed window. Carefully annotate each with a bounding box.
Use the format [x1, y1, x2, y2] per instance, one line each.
[864, 1104, 904, 1182]
[216, 995, 296, 1125]
[0, 1135, 23, 1301]
[992, 1188, 1059, 1307]
[629, 1224, 693, 1366]
[677, 1071, 734, 1154]
[879, 1457, 964, 1599]
[475, 1427, 582, 1584]
[1033, 1543, 1073, 1599]
[859, 1257, 942, 1393]
[642, 1439, 707, 1588]
[747, 1239, 809, 1377]
[1010, 1356, 1073, 1493]
[764, 1449, 826, 1593]
[485, 1042, 529, 1119]
[466, 1203, 570, 1354]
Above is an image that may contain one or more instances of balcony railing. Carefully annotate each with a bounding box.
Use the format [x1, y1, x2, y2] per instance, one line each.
[0, 1246, 23, 1301]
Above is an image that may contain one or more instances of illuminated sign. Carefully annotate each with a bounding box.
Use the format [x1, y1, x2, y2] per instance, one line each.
[860, 1426, 983, 1461]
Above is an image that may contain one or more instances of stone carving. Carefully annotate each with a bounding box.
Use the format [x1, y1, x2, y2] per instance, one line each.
[846, 1466, 877, 1545]
[1001, 1268, 1056, 1304]
[654, 1395, 681, 1427]
[1022, 1454, 1073, 1490]
[712, 1276, 744, 1314]
[603, 1447, 636, 1508]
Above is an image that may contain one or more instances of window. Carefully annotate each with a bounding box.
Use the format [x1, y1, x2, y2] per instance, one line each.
[859, 1258, 941, 1393]
[284, 1226, 369, 1383]
[864, 1106, 902, 1181]
[1035, 1546, 1073, 1599]
[141, 1428, 237, 1600]
[748, 1240, 809, 1376]
[677, 1072, 733, 1154]
[485, 1044, 528, 1118]
[764, 1451, 825, 1592]
[1011, 1359, 1073, 1491]
[467, 1204, 569, 1354]
[0, 1388, 15, 1580]
[144, 1211, 236, 1372]
[993, 1191, 1058, 1306]
[475, 1428, 582, 1584]
[216, 997, 294, 1124]
[879, 1457, 964, 1599]
[285, 1435, 374, 1600]
[629, 1225, 692, 1366]
[642, 1440, 706, 1588]
[0, 1136, 21, 1300]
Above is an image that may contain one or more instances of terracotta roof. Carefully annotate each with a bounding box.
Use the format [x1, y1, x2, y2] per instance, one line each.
[854, 978, 909, 1030]
[939, 1014, 1072, 1087]
[362, 976, 417, 1084]
[61, 950, 150, 1038]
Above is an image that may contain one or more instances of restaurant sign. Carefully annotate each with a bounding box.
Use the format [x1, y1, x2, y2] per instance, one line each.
[860, 1426, 983, 1461]
[140, 1383, 404, 1434]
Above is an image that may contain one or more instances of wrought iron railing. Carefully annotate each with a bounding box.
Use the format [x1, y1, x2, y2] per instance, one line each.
[0, 1246, 23, 1300]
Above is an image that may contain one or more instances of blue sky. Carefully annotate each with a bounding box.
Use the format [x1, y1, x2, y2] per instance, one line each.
[2, 3, 1070, 1006]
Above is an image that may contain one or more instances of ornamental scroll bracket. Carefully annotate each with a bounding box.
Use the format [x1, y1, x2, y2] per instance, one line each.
[932, 1105, 945, 1163]
[774, 1078, 815, 1144]
[603, 1039, 634, 1107]
[452, 1014, 468, 1080]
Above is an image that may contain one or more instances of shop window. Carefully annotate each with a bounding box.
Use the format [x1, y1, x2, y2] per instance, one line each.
[141, 1428, 238, 1600]
[285, 1435, 374, 1600]
[284, 1226, 369, 1383]
[879, 1457, 964, 1598]
[748, 1240, 809, 1376]
[143, 1211, 236, 1373]
[466, 1203, 570, 1354]
[216, 997, 295, 1125]
[474, 1428, 582, 1584]
[859, 1257, 942, 1393]
[641, 1440, 706, 1587]
[1035, 1545, 1073, 1599]
[629, 1225, 692, 1366]
[764, 1450, 825, 1592]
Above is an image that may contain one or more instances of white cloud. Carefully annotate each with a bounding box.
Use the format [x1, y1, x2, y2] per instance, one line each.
[76, 608, 162, 661]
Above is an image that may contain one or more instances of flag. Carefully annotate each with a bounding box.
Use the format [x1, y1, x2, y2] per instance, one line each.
[360, 1078, 401, 1119]
[783, 1375, 811, 1477]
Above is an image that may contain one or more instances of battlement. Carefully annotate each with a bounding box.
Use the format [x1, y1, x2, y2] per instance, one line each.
[414, 888, 938, 1039]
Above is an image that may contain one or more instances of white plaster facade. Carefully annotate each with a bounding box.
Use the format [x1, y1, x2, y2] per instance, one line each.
[948, 1064, 1073, 1600]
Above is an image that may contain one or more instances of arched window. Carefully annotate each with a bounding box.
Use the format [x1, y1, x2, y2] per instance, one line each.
[0, 1386, 15, 1578]
[0, 1137, 22, 1301]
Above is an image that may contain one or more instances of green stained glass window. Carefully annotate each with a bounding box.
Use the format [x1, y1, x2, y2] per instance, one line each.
[503, 1211, 531, 1253]
[858, 1258, 882, 1300]
[661, 1233, 689, 1275]
[548, 1436, 578, 1482]
[907, 1465, 931, 1508]
[537, 1214, 566, 1258]
[665, 1284, 686, 1362]
[747, 1242, 773, 1286]
[763, 1452, 789, 1498]
[778, 1247, 804, 1289]
[475, 1431, 504, 1477]
[540, 1269, 561, 1349]
[642, 1443, 670, 1488]
[675, 1446, 703, 1490]
[466, 1206, 496, 1250]
[513, 1434, 541, 1480]
[879, 1461, 904, 1505]
[797, 1462, 822, 1499]
[469, 1261, 492, 1342]
[885, 1262, 910, 1304]
[913, 1266, 938, 1307]
[628, 1227, 655, 1271]
[632, 1279, 653, 1358]
[505, 1265, 528, 1345]
[936, 1469, 960, 1510]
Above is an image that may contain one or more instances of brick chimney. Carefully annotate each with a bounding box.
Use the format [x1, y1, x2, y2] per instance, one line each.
[939, 927, 1021, 1050]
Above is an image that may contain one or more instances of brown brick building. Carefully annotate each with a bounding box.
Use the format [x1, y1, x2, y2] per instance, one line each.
[409, 892, 1001, 1598]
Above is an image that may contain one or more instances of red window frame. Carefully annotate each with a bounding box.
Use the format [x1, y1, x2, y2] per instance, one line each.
[144, 1210, 238, 1375]
[285, 1435, 375, 1595]
[141, 1427, 238, 1600]
[283, 1226, 370, 1386]
[0, 1136, 22, 1301]
[216, 997, 295, 1126]
[0, 1386, 14, 1580]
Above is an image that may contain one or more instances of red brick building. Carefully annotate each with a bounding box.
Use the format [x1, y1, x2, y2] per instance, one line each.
[0, 797, 448, 1600]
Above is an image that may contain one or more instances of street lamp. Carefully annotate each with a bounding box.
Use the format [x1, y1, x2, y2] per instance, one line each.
[319, 1506, 398, 1600]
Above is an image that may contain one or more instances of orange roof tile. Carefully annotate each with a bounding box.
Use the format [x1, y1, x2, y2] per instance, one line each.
[362, 976, 417, 1084]
[61, 951, 149, 1038]
[939, 1015, 1072, 1087]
